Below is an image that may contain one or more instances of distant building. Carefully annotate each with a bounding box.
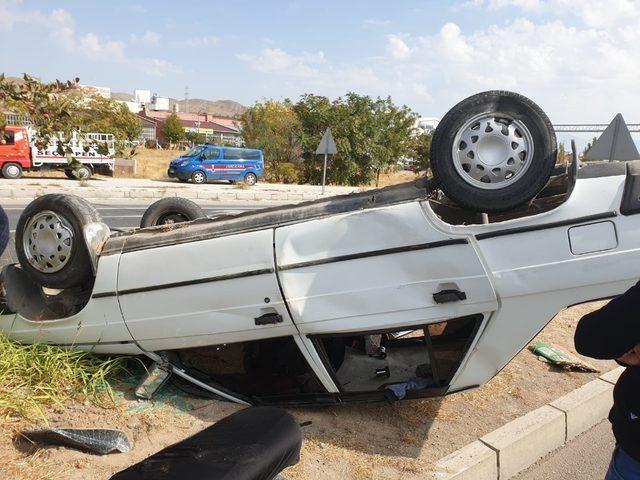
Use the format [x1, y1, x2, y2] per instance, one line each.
[148, 94, 170, 111]
[138, 108, 242, 145]
[134, 89, 152, 104]
[415, 117, 440, 134]
[136, 115, 158, 143]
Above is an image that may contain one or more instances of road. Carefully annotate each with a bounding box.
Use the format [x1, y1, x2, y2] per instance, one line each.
[515, 420, 615, 479]
[1, 200, 270, 232]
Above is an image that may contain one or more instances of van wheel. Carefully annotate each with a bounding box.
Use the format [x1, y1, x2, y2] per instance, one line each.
[192, 170, 207, 184]
[16, 194, 100, 289]
[140, 197, 206, 228]
[244, 173, 257, 186]
[430, 91, 557, 213]
[2, 163, 23, 179]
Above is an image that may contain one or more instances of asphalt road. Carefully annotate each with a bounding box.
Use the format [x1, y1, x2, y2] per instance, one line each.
[1, 200, 268, 232]
[0, 200, 270, 267]
[515, 420, 615, 479]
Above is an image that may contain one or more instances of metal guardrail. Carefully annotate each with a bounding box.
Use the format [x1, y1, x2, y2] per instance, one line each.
[554, 124, 640, 133]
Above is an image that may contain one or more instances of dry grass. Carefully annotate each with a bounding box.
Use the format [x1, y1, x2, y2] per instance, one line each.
[128, 148, 181, 180]
[0, 334, 125, 422]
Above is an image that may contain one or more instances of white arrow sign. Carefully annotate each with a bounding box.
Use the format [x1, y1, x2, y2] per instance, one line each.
[315, 128, 337, 194]
[315, 128, 338, 155]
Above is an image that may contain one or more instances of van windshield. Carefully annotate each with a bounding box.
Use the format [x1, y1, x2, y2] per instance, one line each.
[185, 146, 205, 157]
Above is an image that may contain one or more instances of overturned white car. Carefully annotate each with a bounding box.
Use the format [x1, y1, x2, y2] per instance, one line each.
[1, 91, 637, 406]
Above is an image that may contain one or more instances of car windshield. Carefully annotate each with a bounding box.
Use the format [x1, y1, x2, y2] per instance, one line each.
[185, 146, 205, 157]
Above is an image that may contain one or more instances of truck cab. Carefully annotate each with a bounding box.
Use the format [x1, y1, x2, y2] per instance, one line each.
[0, 126, 31, 178]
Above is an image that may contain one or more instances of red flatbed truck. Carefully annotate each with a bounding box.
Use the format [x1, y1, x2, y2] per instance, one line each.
[0, 125, 115, 179]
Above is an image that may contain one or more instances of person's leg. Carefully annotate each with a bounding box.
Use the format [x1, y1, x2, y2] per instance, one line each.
[605, 447, 640, 480]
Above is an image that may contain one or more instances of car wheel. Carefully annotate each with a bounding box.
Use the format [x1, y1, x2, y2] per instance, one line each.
[64, 169, 75, 179]
[16, 194, 101, 289]
[430, 91, 557, 213]
[191, 170, 206, 184]
[140, 197, 206, 228]
[2, 163, 23, 179]
[244, 172, 257, 186]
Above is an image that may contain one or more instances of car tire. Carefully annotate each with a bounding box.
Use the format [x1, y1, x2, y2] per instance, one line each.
[74, 165, 92, 180]
[191, 170, 207, 184]
[140, 197, 206, 228]
[16, 194, 101, 289]
[244, 172, 257, 186]
[2, 163, 23, 179]
[430, 90, 557, 213]
[64, 169, 75, 179]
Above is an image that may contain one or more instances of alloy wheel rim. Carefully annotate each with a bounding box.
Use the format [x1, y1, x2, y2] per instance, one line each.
[22, 210, 73, 273]
[451, 113, 534, 190]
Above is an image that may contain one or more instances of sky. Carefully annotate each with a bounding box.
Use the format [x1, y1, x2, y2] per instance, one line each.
[2, 0, 640, 134]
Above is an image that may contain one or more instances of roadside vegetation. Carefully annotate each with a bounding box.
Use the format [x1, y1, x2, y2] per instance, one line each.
[241, 94, 432, 186]
[0, 333, 124, 421]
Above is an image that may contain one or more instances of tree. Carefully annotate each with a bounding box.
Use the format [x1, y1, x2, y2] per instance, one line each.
[185, 131, 207, 145]
[240, 100, 303, 182]
[0, 73, 85, 169]
[294, 92, 417, 186]
[411, 132, 433, 174]
[161, 112, 184, 146]
[75, 96, 142, 141]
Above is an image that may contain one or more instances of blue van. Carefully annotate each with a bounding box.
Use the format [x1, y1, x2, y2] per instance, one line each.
[168, 145, 265, 185]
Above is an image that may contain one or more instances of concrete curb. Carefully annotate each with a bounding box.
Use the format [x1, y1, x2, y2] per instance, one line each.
[0, 180, 362, 203]
[431, 366, 624, 479]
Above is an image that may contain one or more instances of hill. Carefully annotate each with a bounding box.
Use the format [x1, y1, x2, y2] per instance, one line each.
[110, 93, 246, 118]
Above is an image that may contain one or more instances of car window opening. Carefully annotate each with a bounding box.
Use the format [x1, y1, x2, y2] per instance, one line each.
[170, 336, 326, 399]
[315, 315, 481, 399]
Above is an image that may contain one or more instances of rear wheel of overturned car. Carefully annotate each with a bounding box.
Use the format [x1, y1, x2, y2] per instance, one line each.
[244, 172, 257, 186]
[430, 90, 557, 213]
[191, 170, 207, 184]
[2, 163, 23, 179]
[139, 197, 206, 228]
[16, 194, 101, 289]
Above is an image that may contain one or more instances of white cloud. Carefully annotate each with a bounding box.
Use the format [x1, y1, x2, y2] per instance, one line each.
[0, 1, 177, 76]
[364, 19, 391, 27]
[386, 34, 410, 59]
[141, 31, 160, 46]
[237, 48, 325, 77]
[184, 35, 219, 47]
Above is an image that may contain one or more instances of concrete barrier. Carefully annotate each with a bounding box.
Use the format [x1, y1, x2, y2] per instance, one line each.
[433, 440, 497, 480]
[480, 405, 566, 479]
[550, 378, 614, 441]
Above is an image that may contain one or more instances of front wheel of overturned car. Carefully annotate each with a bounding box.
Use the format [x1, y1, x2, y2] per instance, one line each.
[430, 90, 557, 213]
[140, 197, 206, 228]
[16, 194, 101, 289]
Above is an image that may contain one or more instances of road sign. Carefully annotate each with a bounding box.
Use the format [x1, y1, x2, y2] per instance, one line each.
[315, 128, 337, 155]
[584, 113, 640, 161]
[315, 128, 337, 194]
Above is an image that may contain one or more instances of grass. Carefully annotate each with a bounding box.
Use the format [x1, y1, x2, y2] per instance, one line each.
[0, 334, 125, 421]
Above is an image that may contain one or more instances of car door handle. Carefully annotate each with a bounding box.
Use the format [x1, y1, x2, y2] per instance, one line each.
[254, 313, 283, 326]
[433, 289, 467, 303]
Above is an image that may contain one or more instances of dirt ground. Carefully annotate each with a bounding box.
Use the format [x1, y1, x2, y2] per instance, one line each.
[0, 301, 615, 480]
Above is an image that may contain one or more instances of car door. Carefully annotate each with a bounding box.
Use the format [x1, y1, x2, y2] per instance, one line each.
[274, 200, 497, 397]
[201, 147, 221, 179]
[116, 228, 299, 352]
[275, 201, 497, 333]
